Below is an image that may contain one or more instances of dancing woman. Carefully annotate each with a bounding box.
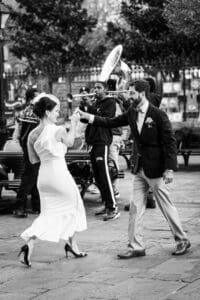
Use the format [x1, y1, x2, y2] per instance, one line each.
[18, 94, 87, 267]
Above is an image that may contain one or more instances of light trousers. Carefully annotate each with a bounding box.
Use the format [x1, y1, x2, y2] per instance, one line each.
[109, 135, 122, 193]
[128, 168, 188, 250]
[109, 135, 122, 170]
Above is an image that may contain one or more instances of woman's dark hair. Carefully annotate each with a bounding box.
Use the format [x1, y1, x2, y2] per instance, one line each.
[33, 97, 57, 118]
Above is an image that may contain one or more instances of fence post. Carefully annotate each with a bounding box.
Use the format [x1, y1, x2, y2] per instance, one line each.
[182, 68, 187, 121]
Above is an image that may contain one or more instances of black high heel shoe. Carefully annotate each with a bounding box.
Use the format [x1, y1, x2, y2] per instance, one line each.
[64, 243, 87, 258]
[18, 245, 31, 267]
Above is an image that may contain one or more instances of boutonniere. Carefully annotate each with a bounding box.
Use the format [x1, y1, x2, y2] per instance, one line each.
[145, 117, 154, 127]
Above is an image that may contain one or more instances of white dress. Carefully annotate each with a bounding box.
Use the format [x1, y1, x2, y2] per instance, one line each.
[21, 124, 87, 242]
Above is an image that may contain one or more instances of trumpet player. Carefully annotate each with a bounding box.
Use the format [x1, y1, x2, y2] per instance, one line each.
[80, 81, 120, 221]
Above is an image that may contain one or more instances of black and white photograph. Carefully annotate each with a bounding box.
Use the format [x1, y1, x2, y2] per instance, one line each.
[0, 0, 200, 299]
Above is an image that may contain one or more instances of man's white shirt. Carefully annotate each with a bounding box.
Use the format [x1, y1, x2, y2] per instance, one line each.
[136, 100, 149, 134]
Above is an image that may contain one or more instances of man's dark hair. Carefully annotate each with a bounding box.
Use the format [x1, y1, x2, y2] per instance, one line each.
[67, 93, 73, 99]
[95, 81, 107, 88]
[128, 79, 150, 96]
[80, 86, 90, 93]
[25, 87, 38, 103]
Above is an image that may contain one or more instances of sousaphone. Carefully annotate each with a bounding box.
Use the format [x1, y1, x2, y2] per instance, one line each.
[73, 45, 131, 98]
[99, 44, 131, 88]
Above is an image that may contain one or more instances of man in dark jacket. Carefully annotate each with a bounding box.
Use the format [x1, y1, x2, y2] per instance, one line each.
[81, 81, 120, 221]
[124, 77, 162, 210]
[78, 79, 190, 257]
[13, 88, 40, 218]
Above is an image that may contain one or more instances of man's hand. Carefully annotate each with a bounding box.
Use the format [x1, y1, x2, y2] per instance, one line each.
[77, 109, 91, 120]
[163, 169, 174, 184]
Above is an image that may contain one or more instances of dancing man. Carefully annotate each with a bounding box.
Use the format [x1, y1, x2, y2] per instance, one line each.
[78, 79, 190, 257]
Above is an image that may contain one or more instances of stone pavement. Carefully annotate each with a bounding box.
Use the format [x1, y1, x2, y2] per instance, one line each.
[0, 156, 200, 300]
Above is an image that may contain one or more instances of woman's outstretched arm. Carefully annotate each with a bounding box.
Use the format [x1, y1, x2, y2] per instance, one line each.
[56, 113, 80, 148]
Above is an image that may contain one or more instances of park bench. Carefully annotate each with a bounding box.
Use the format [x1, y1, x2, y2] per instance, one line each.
[0, 152, 24, 193]
[175, 127, 200, 167]
[0, 150, 124, 199]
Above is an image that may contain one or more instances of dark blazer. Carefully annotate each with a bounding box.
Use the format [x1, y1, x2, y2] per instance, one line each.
[93, 103, 178, 178]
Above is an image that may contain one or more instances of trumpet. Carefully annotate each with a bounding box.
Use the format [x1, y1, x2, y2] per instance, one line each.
[73, 90, 128, 98]
[73, 93, 95, 98]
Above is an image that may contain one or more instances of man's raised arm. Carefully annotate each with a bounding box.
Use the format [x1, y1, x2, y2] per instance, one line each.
[78, 109, 129, 128]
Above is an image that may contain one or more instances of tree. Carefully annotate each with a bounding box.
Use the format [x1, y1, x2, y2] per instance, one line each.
[164, 0, 200, 37]
[106, 0, 200, 62]
[8, 0, 97, 70]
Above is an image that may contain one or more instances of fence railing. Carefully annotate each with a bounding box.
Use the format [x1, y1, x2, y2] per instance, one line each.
[3, 57, 200, 123]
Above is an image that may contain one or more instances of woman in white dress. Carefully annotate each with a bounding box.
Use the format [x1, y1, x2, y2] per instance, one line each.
[18, 94, 87, 267]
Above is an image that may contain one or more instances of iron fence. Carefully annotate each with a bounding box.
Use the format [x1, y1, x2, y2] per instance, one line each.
[3, 57, 200, 123]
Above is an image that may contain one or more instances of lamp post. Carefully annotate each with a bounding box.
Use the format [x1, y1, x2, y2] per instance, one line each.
[0, 0, 9, 149]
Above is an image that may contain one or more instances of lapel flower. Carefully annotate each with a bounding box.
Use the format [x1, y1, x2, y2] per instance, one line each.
[145, 117, 154, 127]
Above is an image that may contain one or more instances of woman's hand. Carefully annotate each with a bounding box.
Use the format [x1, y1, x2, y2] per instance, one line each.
[70, 110, 80, 124]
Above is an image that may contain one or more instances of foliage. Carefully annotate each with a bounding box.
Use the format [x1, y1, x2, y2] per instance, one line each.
[164, 0, 200, 37]
[106, 0, 200, 63]
[8, 0, 97, 70]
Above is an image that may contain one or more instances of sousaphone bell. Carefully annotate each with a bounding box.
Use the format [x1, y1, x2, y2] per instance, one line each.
[74, 45, 131, 98]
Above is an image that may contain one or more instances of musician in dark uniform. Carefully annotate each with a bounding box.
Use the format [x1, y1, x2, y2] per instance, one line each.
[13, 88, 40, 218]
[80, 81, 120, 221]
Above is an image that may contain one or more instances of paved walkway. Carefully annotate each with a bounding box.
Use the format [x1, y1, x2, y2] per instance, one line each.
[0, 157, 200, 300]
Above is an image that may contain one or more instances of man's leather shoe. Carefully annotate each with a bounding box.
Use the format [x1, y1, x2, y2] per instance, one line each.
[172, 240, 191, 255]
[118, 249, 146, 259]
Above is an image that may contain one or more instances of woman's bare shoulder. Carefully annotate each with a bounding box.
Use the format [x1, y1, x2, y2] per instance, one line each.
[29, 126, 43, 142]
